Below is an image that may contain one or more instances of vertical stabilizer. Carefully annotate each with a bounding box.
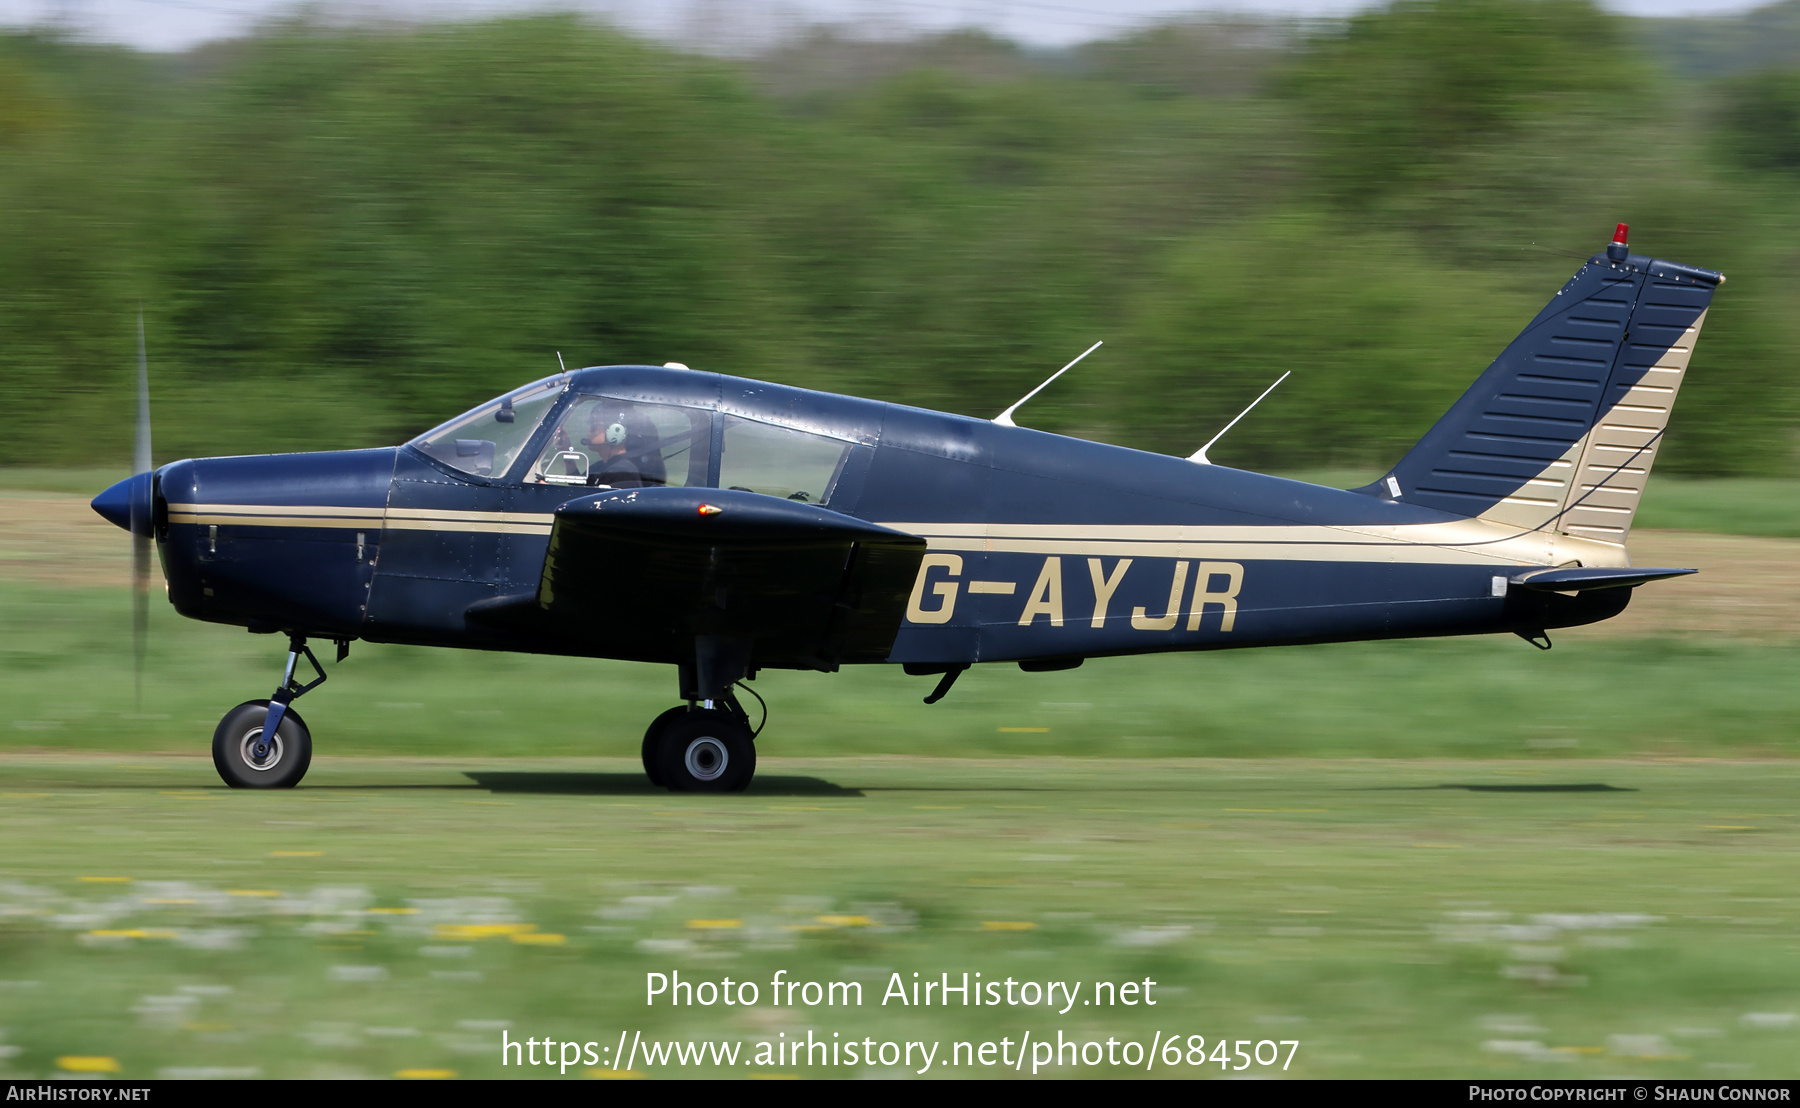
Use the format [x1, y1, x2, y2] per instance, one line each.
[1357, 227, 1723, 544]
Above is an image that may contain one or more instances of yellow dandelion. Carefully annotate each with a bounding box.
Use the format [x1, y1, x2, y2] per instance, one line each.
[510, 933, 566, 946]
[981, 921, 1037, 931]
[587, 1068, 646, 1080]
[433, 923, 535, 940]
[685, 919, 742, 930]
[394, 1068, 456, 1079]
[56, 1057, 120, 1073]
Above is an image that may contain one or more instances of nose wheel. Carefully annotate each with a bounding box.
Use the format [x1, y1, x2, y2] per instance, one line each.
[212, 634, 336, 789]
[213, 699, 313, 788]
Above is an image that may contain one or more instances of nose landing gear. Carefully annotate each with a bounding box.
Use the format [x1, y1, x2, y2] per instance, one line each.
[211, 635, 335, 789]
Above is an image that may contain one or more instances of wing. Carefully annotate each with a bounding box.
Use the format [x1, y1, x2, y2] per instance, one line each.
[465, 487, 926, 672]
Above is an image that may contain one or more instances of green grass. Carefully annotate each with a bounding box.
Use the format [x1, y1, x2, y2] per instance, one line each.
[5, 476, 1799, 1079]
[0, 755, 1795, 1079]
[6, 583, 1799, 761]
[1634, 478, 1800, 538]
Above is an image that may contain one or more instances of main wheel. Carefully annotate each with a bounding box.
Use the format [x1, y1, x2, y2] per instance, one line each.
[656, 710, 755, 793]
[641, 706, 689, 787]
[212, 699, 313, 789]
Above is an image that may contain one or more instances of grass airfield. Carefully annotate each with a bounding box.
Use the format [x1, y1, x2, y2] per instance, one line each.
[2, 481, 1799, 1079]
[1, 755, 1798, 1079]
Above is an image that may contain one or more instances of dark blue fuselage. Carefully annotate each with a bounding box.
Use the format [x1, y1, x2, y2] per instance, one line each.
[131, 365, 1626, 670]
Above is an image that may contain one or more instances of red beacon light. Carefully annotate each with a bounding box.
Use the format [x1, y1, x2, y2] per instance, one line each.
[1607, 222, 1629, 262]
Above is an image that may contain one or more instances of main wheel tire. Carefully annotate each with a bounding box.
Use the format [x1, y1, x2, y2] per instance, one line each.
[641, 706, 689, 787]
[656, 710, 755, 793]
[212, 699, 312, 789]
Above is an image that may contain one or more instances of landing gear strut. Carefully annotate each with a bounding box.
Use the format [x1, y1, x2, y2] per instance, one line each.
[212, 635, 333, 789]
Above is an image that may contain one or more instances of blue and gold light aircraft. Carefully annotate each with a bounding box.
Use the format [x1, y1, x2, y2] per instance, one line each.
[92, 225, 1721, 792]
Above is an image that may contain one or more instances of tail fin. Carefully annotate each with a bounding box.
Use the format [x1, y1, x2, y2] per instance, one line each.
[1357, 228, 1723, 544]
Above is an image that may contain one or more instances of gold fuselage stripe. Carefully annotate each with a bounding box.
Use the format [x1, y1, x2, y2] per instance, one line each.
[167, 503, 554, 537]
[164, 504, 1628, 568]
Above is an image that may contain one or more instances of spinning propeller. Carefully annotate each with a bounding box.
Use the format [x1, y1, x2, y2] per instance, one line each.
[90, 311, 162, 705]
[130, 309, 154, 705]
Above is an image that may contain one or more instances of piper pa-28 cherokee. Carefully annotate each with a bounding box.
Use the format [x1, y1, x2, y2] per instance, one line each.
[93, 225, 1721, 792]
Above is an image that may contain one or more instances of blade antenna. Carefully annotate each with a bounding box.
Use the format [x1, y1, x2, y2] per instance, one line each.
[994, 340, 1102, 428]
[556, 351, 567, 374]
[133, 305, 153, 708]
[1188, 370, 1290, 465]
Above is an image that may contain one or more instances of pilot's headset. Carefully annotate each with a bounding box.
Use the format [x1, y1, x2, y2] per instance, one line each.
[587, 405, 632, 451]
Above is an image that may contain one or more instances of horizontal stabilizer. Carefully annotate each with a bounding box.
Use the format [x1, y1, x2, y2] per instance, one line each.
[1510, 566, 1696, 592]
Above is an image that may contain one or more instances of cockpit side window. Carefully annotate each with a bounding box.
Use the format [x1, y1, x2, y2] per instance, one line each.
[411, 379, 563, 479]
[528, 396, 711, 490]
[718, 416, 852, 505]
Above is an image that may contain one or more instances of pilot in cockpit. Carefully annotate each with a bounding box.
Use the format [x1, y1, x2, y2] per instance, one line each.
[582, 404, 665, 488]
[534, 400, 669, 487]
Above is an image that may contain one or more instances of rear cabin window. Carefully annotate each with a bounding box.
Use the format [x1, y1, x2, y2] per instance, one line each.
[718, 416, 851, 505]
[528, 396, 710, 489]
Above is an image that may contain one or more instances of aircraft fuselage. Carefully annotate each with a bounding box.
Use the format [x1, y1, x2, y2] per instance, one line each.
[149, 364, 1629, 671]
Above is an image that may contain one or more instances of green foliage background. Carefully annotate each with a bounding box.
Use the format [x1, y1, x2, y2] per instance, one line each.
[1, 0, 1796, 476]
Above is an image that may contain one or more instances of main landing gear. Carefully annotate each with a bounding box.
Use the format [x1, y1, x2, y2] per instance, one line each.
[641, 685, 763, 793]
[212, 635, 339, 789]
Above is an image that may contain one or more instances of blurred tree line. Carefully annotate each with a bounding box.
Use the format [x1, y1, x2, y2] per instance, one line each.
[0, 0, 1795, 477]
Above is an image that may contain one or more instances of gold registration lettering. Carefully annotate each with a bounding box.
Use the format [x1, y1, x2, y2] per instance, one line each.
[906, 553, 963, 624]
[1131, 560, 1189, 631]
[1187, 561, 1244, 632]
[1017, 557, 1064, 627]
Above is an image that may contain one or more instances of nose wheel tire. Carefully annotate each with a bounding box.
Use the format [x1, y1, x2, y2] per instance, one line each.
[655, 710, 754, 793]
[641, 706, 690, 787]
[212, 699, 313, 789]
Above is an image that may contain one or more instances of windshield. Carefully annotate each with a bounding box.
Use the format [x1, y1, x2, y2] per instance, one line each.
[410, 376, 565, 478]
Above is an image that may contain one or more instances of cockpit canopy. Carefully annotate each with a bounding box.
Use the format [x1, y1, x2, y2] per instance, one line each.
[408, 370, 856, 504]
